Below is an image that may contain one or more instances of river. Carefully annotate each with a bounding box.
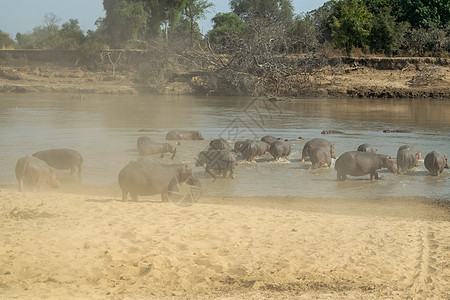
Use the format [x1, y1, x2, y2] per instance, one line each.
[0, 93, 449, 199]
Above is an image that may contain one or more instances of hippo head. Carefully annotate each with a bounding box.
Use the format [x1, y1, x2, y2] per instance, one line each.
[48, 168, 60, 188]
[445, 156, 449, 169]
[380, 155, 397, 173]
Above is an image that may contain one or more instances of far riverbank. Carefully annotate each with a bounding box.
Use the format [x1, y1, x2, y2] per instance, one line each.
[0, 49, 449, 98]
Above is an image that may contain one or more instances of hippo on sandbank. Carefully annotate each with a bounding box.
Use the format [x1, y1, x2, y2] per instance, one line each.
[15, 156, 60, 192]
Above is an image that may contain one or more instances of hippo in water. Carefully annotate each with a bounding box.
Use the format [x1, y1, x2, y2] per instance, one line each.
[118, 159, 198, 202]
[383, 129, 413, 133]
[208, 138, 232, 151]
[396, 145, 421, 173]
[335, 151, 397, 181]
[195, 150, 237, 179]
[310, 147, 332, 169]
[241, 140, 270, 161]
[357, 143, 378, 154]
[233, 140, 250, 153]
[269, 140, 291, 160]
[15, 156, 60, 192]
[397, 145, 421, 159]
[138, 142, 177, 159]
[301, 138, 336, 162]
[321, 130, 345, 135]
[32, 149, 83, 179]
[166, 130, 204, 140]
[424, 151, 449, 176]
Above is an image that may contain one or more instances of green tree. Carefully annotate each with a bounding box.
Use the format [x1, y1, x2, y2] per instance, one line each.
[399, 0, 450, 29]
[368, 6, 408, 54]
[0, 30, 15, 49]
[330, 0, 373, 56]
[230, 0, 294, 25]
[57, 19, 85, 49]
[308, 1, 335, 45]
[102, 0, 147, 48]
[181, 0, 213, 46]
[207, 12, 247, 48]
[140, 0, 186, 39]
[16, 26, 50, 49]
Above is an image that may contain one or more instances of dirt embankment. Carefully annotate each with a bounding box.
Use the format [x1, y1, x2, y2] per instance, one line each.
[0, 49, 449, 98]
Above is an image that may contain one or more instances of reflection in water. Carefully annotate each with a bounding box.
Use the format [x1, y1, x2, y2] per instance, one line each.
[0, 93, 449, 199]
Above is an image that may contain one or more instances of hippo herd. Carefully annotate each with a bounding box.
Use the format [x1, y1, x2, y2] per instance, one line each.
[14, 129, 449, 201]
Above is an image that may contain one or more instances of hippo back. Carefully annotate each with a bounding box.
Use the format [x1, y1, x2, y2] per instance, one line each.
[310, 147, 331, 168]
[424, 151, 448, 176]
[357, 143, 377, 153]
[261, 136, 280, 145]
[32, 149, 83, 171]
[302, 138, 335, 160]
[209, 138, 232, 151]
[166, 130, 204, 140]
[269, 141, 291, 159]
[396, 148, 418, 173]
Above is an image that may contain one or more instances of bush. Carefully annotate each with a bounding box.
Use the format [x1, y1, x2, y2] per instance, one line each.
[0, 30, 15, 49]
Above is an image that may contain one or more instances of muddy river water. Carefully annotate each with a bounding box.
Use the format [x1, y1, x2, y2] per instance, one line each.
[0, 93, 449, 199]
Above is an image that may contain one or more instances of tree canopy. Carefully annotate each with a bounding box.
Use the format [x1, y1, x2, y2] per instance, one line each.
[2, 0, 448, 56]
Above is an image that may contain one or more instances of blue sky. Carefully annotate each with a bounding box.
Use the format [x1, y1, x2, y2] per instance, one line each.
[0, 0, 327, 39]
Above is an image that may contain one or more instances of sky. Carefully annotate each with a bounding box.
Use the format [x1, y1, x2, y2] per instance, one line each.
[0, 0, 328, 39]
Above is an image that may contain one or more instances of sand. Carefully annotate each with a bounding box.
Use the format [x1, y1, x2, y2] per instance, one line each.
[0, 187, 448, 299]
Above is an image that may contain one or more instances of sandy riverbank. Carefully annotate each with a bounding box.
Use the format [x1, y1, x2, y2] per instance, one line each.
[0, 187, 448, 299]
[0, 50, 449, 98]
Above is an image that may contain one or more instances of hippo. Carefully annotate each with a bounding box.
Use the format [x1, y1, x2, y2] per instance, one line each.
[32, 149, 83, 178]
[301, 138, 336, 162]
[396, 145, 421, 173]
[383, 129, 413, 133]
[321, 130, 345, 135]
[357, 143, 378, 154]
[269, 140, 291, 160]
[118, 159, 198, 202]
[398, 145, 421, 160]
[137, 136, 152, 149]
[335, 151, 397, 181]
[424, 151, 449, 176]
[261, 135, 281, 145]
[15, 156, 60, 192]
[241, 140, 270, 161]
[166, 130, 204, 140]
[208, 138, 232, 151]
[138, 142, 176, 159]
[310, 147, 332, 169]
[234, 140, 250, 153]
[195, 150, 237, 179]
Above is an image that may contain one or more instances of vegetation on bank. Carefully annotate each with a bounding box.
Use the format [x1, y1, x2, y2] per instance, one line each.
[1, 0, 449, 56]
[0, 0, 449, 97]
